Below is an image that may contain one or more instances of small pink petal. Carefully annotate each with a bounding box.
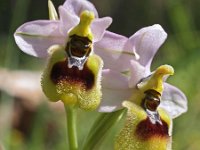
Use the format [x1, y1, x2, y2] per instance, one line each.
[160, 83, 188, 119]
[127, 24, 167, 71]
[63, 0, 98, 17]
[91, 17, 112, 42]
[14, 20, 65, 57]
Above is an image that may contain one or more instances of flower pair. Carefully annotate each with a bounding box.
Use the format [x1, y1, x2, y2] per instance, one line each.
[14, 0, 187, 149]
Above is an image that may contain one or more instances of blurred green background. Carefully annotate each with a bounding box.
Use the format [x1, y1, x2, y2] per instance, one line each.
[0, 0, 200, 149]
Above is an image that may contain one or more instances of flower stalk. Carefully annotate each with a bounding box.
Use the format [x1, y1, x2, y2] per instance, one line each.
[64, 104, 78, 150]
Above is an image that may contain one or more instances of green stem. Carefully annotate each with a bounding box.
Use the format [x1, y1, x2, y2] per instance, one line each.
[64, 105, 78, 150]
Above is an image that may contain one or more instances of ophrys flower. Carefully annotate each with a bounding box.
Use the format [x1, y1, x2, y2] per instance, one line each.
[96, 24, 187, 149]
[14, 0, 112, 110]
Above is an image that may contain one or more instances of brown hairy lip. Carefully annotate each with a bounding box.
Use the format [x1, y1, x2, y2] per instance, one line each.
[135, 117, 169, 141]
[50, 59, 95, 90]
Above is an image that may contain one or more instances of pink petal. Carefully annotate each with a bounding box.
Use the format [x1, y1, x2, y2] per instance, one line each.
[91, 17, 112, 42]
[102, 69, 129, 89]
[128, 60, 147, 88]
[98, 88, 132, 112]
[94, 31, 137, 72]
[63, 0, 98, 18]
[14, 20, 65, 57]
[160, 83, 188, 119]
[58, 6, 79, 36]
[99, 69, 132, 112]
[127, 24, 167, 71]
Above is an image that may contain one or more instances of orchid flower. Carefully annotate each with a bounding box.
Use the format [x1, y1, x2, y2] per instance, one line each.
[98, 24, 187, 120]
[14, 0, 113, 149]
[41, 10, 104, 111]
[93, 24, 187, 149]
[14, 0, 113, 111]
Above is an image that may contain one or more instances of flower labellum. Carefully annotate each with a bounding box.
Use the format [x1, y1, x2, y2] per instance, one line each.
[115, 101, 172, 150]
[41, 11, 103, 111]
[115, 65, 174, 150]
